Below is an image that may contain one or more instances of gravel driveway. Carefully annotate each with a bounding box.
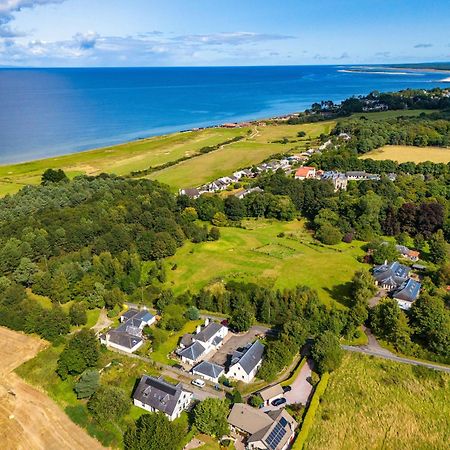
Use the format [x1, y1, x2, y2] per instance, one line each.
[263, 359, 314, 412]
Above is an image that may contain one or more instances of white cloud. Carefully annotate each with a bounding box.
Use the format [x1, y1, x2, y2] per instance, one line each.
[0, 0, 66, 36]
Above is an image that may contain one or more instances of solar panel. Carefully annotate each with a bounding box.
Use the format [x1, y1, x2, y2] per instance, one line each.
[265, 422, 287, 450]
[279, 417, 288, 427]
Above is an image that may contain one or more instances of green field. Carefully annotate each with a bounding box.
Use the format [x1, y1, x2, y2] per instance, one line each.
[164, 219, 365, 307]
[304, 353, 450, 450]
[0, 120, 334, 196]
[361, 144, 450, 163]
[0, 127, 247, 196]
[149, 121, 334, 189]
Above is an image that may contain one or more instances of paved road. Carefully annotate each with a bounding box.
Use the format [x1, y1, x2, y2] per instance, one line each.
[342, 327, 450, 374]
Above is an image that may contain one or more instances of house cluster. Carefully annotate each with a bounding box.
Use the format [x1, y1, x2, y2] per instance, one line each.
[395, 245, 420, 262]
[373, 261, 421, 310]
[228, 403, 298, 450]
[99, 308, 156, 353]
[132, 375, 193, 421]
[179, 156, 302, 199]
[295, 167, 395, 191]
[176, 319, 264, 384]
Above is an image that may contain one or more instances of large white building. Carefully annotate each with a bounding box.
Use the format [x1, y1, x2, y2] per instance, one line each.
[228, 340, 264, 383]
[133, 375, 193, 421]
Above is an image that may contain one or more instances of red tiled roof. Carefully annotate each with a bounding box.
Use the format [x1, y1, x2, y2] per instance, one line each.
[295, 167, 315, 177]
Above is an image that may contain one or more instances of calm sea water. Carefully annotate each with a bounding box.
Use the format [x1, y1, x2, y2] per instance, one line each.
[0, 65, 447, 164]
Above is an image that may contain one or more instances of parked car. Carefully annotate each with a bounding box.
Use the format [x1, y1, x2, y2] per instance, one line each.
[271, 397, 287, 407]
[282, 385, 292, 393]
[191, 378, 206, 388]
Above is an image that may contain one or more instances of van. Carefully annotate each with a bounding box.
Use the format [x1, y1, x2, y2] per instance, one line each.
[191, 378, 205, 388]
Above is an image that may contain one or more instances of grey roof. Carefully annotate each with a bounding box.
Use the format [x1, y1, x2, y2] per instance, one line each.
[193, 361, 225, 379]
[107, 330, 142, 349]
[393, 278, 421, 303]
[195, 322, 224, 343]
[180, 333, 194, 348]
[133, 375, 188, 416]
[346, 171, 367, 177]
[373, 261, 410, 288]
[182, 188, 200, 198]
[177, 341, 206, 361]
[232, 340, 264, 375]
[121, 309, 154, 324]
[121, 309, 139, 321]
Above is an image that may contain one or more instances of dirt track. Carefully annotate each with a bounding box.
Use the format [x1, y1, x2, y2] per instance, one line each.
[0, 327, 105, 450]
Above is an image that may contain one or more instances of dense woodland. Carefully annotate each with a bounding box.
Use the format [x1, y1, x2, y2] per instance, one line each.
[0, 88, 449, 448]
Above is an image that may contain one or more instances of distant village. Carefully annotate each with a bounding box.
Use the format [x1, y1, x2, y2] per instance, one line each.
[180, 131, 396, 200]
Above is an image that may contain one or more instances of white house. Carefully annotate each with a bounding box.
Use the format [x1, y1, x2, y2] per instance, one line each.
[294, 166, 316, 180]
[100, 331, 143, 353]
[100, 309, 156, 354]
[227, 403, 297, 450]
[192, 361, 225, 383]
[177, 319, 228, 365]
[133, 375, 193, 421]
[120, 309, 156, 328]
[228, 340, 264, 383]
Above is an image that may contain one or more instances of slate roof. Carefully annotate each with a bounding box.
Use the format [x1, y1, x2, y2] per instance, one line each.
[182, 188, 200, 198]
[133, 375, 188, 416]
[232, 340, 264, 375]
[392, 278, 421, 303]
[107, 330, 143, 349]
[373, 261, 410, 288]
[192, 361, 225, 379]
[177, 341, 206, 361]
[121, 309, 140, 321]
[195, 322, 224, 343]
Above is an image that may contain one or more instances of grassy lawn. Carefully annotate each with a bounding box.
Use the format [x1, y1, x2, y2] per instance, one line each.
[0, 127, 247, 196]
[164, 219, 365, 308]
[304, 353, 450, 450]
[0, 120, 334, 196]
[15, 342, 164, 448]
[149, 121, 335, 190]
[150, 319, 203, 365]
[361, 144, 450, 163]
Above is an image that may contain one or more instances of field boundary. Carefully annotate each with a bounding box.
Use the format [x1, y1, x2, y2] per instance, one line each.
[291, 372, 330, 450]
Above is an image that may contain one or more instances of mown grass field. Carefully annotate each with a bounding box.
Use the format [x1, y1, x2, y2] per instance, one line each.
[0, 127, 247, 196]
[164, 219, 366, 307]
[304, 353, 450, 450]
[361, 144, 450, 163]
[149, 121, 334, 189]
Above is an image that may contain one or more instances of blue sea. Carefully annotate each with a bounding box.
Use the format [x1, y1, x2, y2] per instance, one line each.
[0, 65, 447, 164]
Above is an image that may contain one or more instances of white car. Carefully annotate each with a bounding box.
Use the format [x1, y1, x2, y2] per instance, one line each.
[191, 378, 206, 388]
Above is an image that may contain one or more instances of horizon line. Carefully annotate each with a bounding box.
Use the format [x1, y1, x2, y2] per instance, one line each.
[1, 60, 449, 70]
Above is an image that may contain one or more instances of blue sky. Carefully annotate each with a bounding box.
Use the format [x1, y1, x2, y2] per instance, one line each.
[1, 0, 449, 67]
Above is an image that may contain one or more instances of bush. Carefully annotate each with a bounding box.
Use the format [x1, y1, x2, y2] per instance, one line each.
[87, 385, 130, 422]
[291, 373, 330, 450]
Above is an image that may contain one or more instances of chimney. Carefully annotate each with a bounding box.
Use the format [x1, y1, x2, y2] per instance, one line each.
[204, 317, 210, 327]
[196, 325, 201, 334]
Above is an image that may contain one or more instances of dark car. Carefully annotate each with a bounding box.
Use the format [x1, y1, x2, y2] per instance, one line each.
[282, 385, 292, 393]
[271, 397, 287, 407]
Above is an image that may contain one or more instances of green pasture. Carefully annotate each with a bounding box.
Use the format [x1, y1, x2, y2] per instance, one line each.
[164, 219, 366, 308]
